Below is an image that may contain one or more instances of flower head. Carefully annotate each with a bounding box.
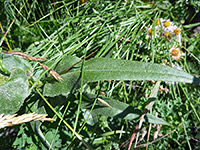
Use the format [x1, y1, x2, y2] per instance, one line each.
[147, 27, 155, 35]
[147, 18, 181, 41]
[163, 21, 171, 27]
[156, 19, 161, 25]
[161, 19, 173, 28]
[146, 25, 159, 38]
[164, 31, 171, 37]
[169, 46, 185, 61]
[173, 26, 181, 35]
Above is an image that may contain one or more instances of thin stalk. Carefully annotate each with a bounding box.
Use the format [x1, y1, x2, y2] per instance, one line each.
[0, 22, 12, 51]
[146, 123, 152, 150]
[36, 88, 93, 150]
[128, 81, 160, 150]
[179, 83, 200, 122]
[182, 119, 192, 150]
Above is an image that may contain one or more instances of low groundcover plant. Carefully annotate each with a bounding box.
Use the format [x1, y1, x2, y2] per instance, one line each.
[0, 0, 200, 149]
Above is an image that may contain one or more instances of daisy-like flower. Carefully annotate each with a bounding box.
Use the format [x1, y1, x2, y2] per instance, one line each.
[169, 46, 185, 61]
[147, 26, 155, 35]
[165, 25, 174, 33]
[164, 30, 171, 37]
[163, 20, 171, 27]
[172, 26, 181, 35]
[160, 18, 174, 34]
[160, 18, 173, 28]
[156, 19, 161, 26]
[146, 25, 159, 38]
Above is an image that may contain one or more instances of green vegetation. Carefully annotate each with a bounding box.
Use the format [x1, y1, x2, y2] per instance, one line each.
[0, 0, 200, 149]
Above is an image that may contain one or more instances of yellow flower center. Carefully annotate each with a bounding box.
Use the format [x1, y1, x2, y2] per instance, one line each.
[165, 31, 171, 37]
[148, 28, 154, 35]
[156, 19, 160, 25]
[81, 0, 87, 4]
[173, 28, 181, 35]
[164, 21, 170, 27]
[171, 49, 179, 56]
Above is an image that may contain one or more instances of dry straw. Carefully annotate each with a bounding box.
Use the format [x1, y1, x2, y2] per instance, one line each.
[0, 113, 55, 129]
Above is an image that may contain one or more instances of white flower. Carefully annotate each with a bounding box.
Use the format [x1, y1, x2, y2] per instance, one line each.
[164, 25, 174, 33]
[146, 25, 159, 38]
[172, 25, 181, 35]
[160, 18, 174, 28]
[169, 46, 185, 61]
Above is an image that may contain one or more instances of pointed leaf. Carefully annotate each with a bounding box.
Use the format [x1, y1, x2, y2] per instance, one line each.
[44, 58, 199, 97]
[43, 71, 80, 97]
[146, 114, 171, 126]
[81, 96, 170, 125]
[83, 58, 196, 83]
[54, 55, 81, 73]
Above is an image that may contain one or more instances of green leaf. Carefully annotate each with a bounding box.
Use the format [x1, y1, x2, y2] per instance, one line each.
[146, 114, 171, 126]
[0, 69, 29, 114]
[43, 71, 80, 97]
[43, 55, 81, 97]
[54, 55, 81, 73]
[83, 58, 195, 83]
[2, 53, 32, 73]
[82, 97, 141, 120]
[155, 1, 171, 10]
[183, 22, 200, 28]
[0, 73, 9, 85]
[44, 58, 199, 97]
[45, 55, 81, 73]
[81, 96, 170, 126]
[44, 130, 62, 148]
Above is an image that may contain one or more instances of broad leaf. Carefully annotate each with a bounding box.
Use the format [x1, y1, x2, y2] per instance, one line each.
[146, 114, 171, 125]
[54, 55, 81, 73]
[0, 69, 29, 114]
[43, 72, 80, 97]
[83, 58, 195, 83]
[44, 58, 198, 97]
[81, 97, 141, 120]
[0, 73, 9, 85]
[2, 53, 32, 73]
[81, 96, 170, 126]
[45, 55, 81, 73]
[43, 55, 81, 97]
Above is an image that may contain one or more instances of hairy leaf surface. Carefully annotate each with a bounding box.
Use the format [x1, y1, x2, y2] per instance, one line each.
[0, 69, 29, 114]
[44, 58, 198, 97]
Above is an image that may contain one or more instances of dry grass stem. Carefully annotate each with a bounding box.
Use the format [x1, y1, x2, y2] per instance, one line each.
[39, 62, 63, 81]
[0, 113, 55, 129]
[2, 51, 48, 62]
